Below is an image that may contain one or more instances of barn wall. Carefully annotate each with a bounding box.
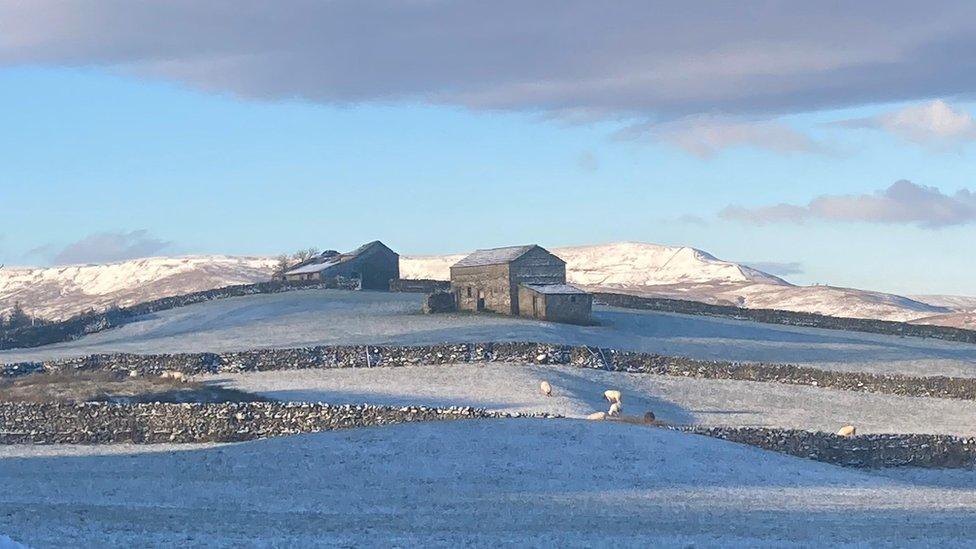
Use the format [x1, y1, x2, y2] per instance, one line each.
[517, 286, 545, 319]
[508, 247, 566, 314]
[320, 245, 400, 290]
[544, 293, 592, 324]
[451, 264, 511, 314]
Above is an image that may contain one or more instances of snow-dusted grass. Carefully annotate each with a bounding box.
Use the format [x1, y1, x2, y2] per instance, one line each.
[3, 420, 976, 547]
[206, 363, 976, 436]
[3, 290, 976, 378]
[0, 535, 26, 549]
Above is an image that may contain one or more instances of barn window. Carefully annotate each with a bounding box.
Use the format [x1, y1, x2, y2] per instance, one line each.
[467, 287, 472, 298]
[570, 296, 576, 302]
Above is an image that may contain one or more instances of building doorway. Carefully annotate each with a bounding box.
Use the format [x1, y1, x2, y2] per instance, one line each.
[477, 290, 486, 311]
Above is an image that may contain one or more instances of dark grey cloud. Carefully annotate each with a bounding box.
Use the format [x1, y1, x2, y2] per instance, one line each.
[744, 261, 804, 277]
[29, 230, 173, 265]
[721, 180, 976, 229]
[3, 1, 976, 120]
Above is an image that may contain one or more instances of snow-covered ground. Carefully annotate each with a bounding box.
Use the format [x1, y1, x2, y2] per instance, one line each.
[4, 290, 976, 379]
[3, 420, 976, 547]
[205, 363, 976, 436]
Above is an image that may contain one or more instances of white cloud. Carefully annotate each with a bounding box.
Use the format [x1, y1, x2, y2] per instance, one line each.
[837, 100, 976, 144]
[721, 180, 976, 229]
[618, 116, 821, 157]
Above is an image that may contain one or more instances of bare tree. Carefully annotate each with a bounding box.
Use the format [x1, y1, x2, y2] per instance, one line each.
[272, 254, 291, 279]
[292, 247, 320, 263]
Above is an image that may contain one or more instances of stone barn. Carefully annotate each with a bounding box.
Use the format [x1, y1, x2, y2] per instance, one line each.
[450, 244, 591, 323]
[282, 240, 399, 290]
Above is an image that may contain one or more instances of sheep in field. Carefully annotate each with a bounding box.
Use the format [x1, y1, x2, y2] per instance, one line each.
[603, 390, 622, 404]
[160, 370, 188, 383]
[586, 411, 607, 421]
[539, 380, 552, 397]
[608, 402, 622, 417]
[837, 425, 856, 437]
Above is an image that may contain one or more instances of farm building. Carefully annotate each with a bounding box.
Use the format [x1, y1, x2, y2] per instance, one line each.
[282, 241, 399, 290]
[518, 283, 593, 325]
[450, 244, 591, 323]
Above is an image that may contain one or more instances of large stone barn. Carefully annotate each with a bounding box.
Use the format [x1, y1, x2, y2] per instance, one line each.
[282, 240, 399, 290]
[450, 244, 591, 323]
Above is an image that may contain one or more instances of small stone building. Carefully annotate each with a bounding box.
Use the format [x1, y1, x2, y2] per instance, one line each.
[450, 244, 591, 323]
[282, 240, 399, 290]
[518, 283, 593, 325]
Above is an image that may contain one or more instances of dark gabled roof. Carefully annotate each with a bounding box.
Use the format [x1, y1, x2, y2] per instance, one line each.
[284, 240, 395, 276]
[452, 244, 562, 268]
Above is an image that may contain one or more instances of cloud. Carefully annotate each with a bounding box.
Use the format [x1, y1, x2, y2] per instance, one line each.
[744, 261, 804, 277]
[673, 214, 709, 226]
[837, 100, 976, 144]
[721, 180, 976, 228]
[2, 2, 976, 121]
[29, 230, 173, 265]
[618, 115, 822, 157]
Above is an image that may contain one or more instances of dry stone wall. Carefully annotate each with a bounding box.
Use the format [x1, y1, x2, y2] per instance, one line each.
[0, 401, 551, 444]
[678, 426, 976, 468]
[594, 292, 976, 344]
[6, 342, 976, 401]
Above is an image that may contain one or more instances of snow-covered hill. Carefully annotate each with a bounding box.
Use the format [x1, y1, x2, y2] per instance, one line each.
[0, 242, 967, 325]
[0, 256, 277, 321]
[401, 242, 950, 322]
[400, 242, 786, 286]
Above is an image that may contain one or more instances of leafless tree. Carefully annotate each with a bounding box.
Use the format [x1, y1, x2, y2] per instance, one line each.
[292, 247, 320, 263]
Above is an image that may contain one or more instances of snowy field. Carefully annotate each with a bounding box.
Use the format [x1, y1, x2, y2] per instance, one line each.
[3, 290, 976, 378]
[3, 420, 976, 547]
[206, 363, 976, 436]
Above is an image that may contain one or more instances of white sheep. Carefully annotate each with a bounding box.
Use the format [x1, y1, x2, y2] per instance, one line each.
[540, 380, 553, 397]
[836, 425, 857, 437]
[604, 389, 622, 404]
[160, 370, 188, 383]
[586, 411, 607, 421]
[608, 402, 622, 417]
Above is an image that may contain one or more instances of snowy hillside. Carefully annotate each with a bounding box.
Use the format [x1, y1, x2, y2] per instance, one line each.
[400, 242, 786, 286]
[401, 242, 950, 322]
[0, 241, 968, 325]
[0, 256, 277, 321]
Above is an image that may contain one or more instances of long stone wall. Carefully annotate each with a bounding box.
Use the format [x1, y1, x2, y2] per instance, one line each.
[3, 401, 974, 468]
[678, 426, 976, 468]
[594, 292, 976, 344]
[6, 342, 976, 401]
[0, 401, 550, 444]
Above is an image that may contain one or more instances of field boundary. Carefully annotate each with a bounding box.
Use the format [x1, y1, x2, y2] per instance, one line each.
[6, 342, 976, 400]
[593, 292, 976, 344]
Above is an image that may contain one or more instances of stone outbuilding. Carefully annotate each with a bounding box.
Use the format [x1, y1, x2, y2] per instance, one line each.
[282, 240, 399, 290]
[450, 244, 591, 323]
[518, 283, 593, 325]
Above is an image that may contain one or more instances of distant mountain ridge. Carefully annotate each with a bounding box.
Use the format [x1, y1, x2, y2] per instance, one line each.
[0, 242, 968, 326]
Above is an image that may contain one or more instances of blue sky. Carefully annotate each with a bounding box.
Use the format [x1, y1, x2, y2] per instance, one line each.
[2, 2, 976, 296]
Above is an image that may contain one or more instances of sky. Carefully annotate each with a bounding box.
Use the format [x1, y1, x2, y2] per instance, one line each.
[1, 1, 976, 296]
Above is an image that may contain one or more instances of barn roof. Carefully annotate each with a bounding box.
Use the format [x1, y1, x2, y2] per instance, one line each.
[284, 240, 394, 276]
[453, 245, 550, 268]
[521, 283, 588, 295]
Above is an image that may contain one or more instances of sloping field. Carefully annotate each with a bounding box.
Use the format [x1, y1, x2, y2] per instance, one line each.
[3, 420, 976, 547]
[206, 363, 976, 436]
[3, 290, 976, 378]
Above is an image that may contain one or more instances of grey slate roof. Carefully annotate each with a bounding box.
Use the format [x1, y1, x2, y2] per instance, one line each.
[452, 245, 538, 268]
[521, 283, 588, 295]
[284, 240, 393, 276]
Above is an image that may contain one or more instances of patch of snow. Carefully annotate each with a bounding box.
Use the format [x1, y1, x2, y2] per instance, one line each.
[0, 535, 26, 549]
[3, 421, 976, 546]
[207, 362, 976, 436]
[4, 291, 976, 379]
